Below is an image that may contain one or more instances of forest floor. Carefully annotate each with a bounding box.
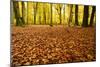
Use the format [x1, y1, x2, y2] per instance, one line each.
[11, 25, 96, 66]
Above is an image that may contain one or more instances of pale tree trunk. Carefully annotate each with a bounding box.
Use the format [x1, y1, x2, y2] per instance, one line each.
[34, 3, 38, 24]
[43, 5, 46, 24]
[50, 3, 53, 26]
[63, 5, 65, 24]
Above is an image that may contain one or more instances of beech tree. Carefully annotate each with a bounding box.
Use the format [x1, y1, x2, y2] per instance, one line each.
[75, 5, 79, 26]
[22, 2, 25, 25]
[13, 1, 21, 26]
[50, 3, 53, 26]
[54, 4, 63, 24]
[33, 2, 38, 24]
[89, 6, 96, 26]
[82, 5, 89, 27]
[68, 5, 73, 26]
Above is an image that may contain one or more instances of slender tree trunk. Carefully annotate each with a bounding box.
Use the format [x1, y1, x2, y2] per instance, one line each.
[68, 5, 73, 27]
[43, 5, 46, 24]
[27, 2, 28, 24]
[50, 3, 53, 26]
[89, 6, 96, 26]
[34, 3, 38, 24]
[75, 5, 79, 26]
[59, 8, 62, 24]
[82, 5, 89, 27]
[22, 2, 25, 25]
[63, 5, 65, 24]
[13, 1, 20, 26]
[27, 2, 29, 25]
[39, 16, 41, 24]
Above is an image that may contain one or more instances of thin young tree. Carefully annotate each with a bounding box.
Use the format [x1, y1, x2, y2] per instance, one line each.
[63, 4, 65, 24]
[54, 4, 63, 24]
[26, 2, 28, 24]
[43, 4, 46, 24]
[75, 5, 79, 26]
[50, 3, 53, 26]
[89, 6, 96, 26]
[82, 5, 89, 27]
[33, 2, 38, 24]
[68, 5, 73, 27]
[22, 2, 25, 25]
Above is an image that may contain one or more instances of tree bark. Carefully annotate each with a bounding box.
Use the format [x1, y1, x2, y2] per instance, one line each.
[75, 5, 79, 26]
[63, 5, 65, 24]
[13, 1, 20, 26]
[50, 3, 53, 26]
[89, 6, 96, 26]
[43, 5, 46, 24]
[34, 3, 38, 24]
[59, 8, 62, 24]
[68, 5, 73, 27]
[82, 5, 89, 27]
[22, 2, 25, 25]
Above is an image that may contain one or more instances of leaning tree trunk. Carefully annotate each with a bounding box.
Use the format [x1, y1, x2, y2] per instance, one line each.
[75, 5, 79, 26]
[68, 5, 73, 27]
[13, 1, 20, 26]
[82, 5, 89, 27]
[89, 6, 96, 26]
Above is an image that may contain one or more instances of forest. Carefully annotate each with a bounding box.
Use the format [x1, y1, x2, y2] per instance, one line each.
[11, 1, 96, 27]
[11, 1, 96, 66]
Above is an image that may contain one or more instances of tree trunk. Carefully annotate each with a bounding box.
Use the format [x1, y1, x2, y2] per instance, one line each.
[59, 8, 62, 24]
[22, 2, 25, 25]
[34, 3, 38, 24]
[39, 16, 41, 24]
[43, 5, 46, 24]
[27, 2, 29, 24]
[89, 6, 96, 26]
[50, 3, 53, 26]
[13, 1, 20, 26]
[75, 5, 79, 26]
[63, 5, 65, 24]
[82, 5, 89, 27]
[68, 5, 73, 27]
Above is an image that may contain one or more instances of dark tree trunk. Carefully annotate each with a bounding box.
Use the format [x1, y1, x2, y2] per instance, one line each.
[75, 5, 79, 26]
[22, 2, 25, 25]
[68, 5, 73, 27]
[89, 6, 96, 26]
[82, 5, 89, 27]
[13, 1, 20, 26]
